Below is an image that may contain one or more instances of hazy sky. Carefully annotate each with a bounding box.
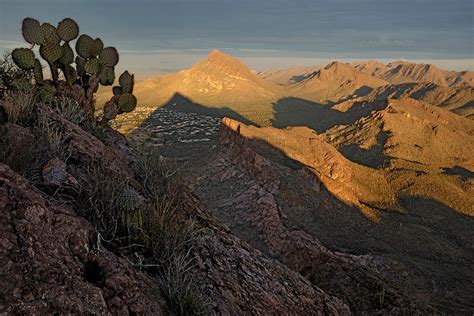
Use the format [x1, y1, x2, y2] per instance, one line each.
[1, 0, 473, 77]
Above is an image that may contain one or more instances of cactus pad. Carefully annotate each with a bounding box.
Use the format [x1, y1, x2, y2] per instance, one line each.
[99, 65, 115, 85]
[75, 34, 94, 59]
[119, 70, 134, 93]
[88, 76, 100, 93]
[60, 42, 74, 65]
[22, 17, 44, 45]
[90, 38, 104, 57]
[63, 64, 78, 85]
[112, 86, 122, 96]
[57, 18, 79, 42]
[84, 57, 100, 75]
[40, 44, 64, 64]
[99, 47, 119, 66]
[75, 56, 86, 76]
[41, 23, 61, 46]
[12, 48, 36, 70]
[33, 58, 44, 85]
[103, 100, 119, 121]
[118, 94, 137, 113]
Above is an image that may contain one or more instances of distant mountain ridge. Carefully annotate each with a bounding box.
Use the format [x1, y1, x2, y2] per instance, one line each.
[257, 65, 321, 85]
[289, 61, 388, 103]
[353, 60, 474, 87]
[98, 51, 474, 124]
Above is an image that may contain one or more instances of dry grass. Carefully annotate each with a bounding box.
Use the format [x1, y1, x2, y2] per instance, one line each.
[35, 110, 69, 161]
[2, 89, 36, 125]
[74, 147, 209, 315]
[52, 96, 88, 126]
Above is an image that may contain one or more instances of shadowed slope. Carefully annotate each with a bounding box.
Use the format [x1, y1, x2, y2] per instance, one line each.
[257, 65, 322, 85]
[289, 61, 388, 104]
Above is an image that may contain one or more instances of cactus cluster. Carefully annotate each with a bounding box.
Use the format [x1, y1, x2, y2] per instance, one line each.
[101, 71, 137, 122]
[11, 17, 137, 124]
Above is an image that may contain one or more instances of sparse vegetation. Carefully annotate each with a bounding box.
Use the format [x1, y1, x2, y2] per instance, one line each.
[74, 147, 208, 315]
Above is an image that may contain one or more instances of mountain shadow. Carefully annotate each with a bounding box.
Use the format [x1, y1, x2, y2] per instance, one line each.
[270, 96, 388, 133]
[442, 165, 474, 181]
[162, 92, 256, 126]
[337, 130, 391, 169]
[190, 119, 474, 314]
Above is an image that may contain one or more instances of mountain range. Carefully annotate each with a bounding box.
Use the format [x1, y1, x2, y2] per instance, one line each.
[99, 50, 474, 124]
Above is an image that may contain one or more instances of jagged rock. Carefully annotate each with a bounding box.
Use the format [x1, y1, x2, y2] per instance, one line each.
[0, 163, 168, 314]
[178, 190, 351, 315]
[0, 122, 36, 174]
[36, 104, 135, 186]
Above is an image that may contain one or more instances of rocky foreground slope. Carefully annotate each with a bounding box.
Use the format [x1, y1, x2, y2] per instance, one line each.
[1, 103, 355, 314]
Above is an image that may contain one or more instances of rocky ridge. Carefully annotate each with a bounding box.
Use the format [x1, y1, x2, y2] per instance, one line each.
[1, 103, 352, 314]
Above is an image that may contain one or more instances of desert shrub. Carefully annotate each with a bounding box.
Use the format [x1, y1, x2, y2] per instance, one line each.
[159, 250, 208, 315]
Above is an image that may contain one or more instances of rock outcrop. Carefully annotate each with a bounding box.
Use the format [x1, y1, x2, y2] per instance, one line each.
[0, 163, 168, 314]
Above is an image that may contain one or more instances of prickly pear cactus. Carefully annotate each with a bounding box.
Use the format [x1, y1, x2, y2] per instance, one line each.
[60, 42, 74, 65]
[75, 56, 86, 76]
[22, 18, 44, 45]
[99, 47, 119, 67]
[119, 71, 134, 94]
[11, 16, 139, 125]
[57, 18, 79, 42]
[64, 64, 77, 85]
[84, 58, 100, 75]
[112, 86, 122, 96]
[99, 66, 115, 85]
[12, 48, 35, 70]
[39, 44, 63, 64]
[118, 94, 137, 113]
[90, 38, 104, 57]
[41, 23, 61, 46]
[103, 100, 119, 121]
[75, 34, 94, 59]
[33, 59, 44, 85]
